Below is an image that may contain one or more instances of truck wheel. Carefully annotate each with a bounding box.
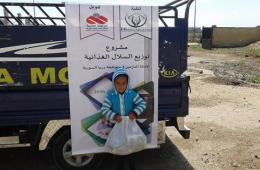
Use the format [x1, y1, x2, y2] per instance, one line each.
[52, 130, 104, 170]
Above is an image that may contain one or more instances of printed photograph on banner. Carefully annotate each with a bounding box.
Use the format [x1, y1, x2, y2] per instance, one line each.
[66, 3, 158, 155]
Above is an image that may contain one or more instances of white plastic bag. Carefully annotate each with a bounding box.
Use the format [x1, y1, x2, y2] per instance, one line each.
[105, 116, 147, 155]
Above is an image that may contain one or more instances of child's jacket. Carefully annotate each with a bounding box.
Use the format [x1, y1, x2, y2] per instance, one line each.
[100, 68, 147, 121]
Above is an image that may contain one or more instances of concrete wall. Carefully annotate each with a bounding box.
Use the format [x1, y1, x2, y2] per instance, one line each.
[212, 27, 260, 48]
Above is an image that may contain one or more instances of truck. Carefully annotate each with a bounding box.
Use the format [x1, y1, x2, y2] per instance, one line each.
[0, 1, 193, 169]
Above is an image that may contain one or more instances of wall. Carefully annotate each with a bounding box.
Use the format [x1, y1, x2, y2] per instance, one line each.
[212, 27, 260, 48]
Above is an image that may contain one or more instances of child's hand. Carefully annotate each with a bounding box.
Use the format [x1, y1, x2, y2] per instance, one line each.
[129, 112, 137, 120]
[114, 115, 122, 123]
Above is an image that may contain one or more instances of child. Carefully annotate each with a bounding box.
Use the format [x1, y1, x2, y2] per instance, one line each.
[100, 67, 147, 123]
[101, 67, 146, 169]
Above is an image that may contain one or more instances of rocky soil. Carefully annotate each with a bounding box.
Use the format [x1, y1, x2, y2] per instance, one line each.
[166, 45, 260, 170]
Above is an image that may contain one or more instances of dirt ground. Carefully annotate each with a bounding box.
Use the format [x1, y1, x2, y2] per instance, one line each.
[0, 45, 259, 170]
[166, 45, 260, 170]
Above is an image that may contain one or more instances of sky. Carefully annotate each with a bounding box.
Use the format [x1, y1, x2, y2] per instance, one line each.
[0, 0, 259, 27]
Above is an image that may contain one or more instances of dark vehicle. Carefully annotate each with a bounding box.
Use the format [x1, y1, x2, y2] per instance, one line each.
[0, 1, 193, 169]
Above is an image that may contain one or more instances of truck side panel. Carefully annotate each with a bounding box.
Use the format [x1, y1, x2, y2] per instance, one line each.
[0, 20, 189, 125]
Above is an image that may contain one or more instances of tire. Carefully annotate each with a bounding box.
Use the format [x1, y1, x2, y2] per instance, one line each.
[52, 129, 104, 170]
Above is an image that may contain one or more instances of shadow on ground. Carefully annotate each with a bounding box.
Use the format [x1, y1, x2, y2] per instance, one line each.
[98, 136, 194, 170]
[0, 136, 193, 170]
[0, 147, 57, 170]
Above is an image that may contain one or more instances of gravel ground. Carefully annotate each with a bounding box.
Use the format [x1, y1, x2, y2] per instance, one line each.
[168, 47, 260, 170]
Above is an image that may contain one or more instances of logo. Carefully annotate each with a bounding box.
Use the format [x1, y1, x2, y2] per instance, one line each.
[86, 13, 108, 25]
[125, 13, 147, 28]
[160, 68, 179, 78]
[85, 13, 108, 31]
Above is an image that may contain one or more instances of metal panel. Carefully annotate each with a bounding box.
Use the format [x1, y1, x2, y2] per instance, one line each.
[0, 26, 66, 50]
[0, 61, 67, 87]
[0, 1, 193, 125]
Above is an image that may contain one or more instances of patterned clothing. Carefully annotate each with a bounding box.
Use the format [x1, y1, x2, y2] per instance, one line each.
[100, 68, 147, 121]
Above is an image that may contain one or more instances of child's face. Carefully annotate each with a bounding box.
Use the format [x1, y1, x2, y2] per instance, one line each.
[115, 76, 127, 93]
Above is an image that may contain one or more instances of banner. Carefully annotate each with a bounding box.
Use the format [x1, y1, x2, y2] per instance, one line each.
[66, 4, 158, 155]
